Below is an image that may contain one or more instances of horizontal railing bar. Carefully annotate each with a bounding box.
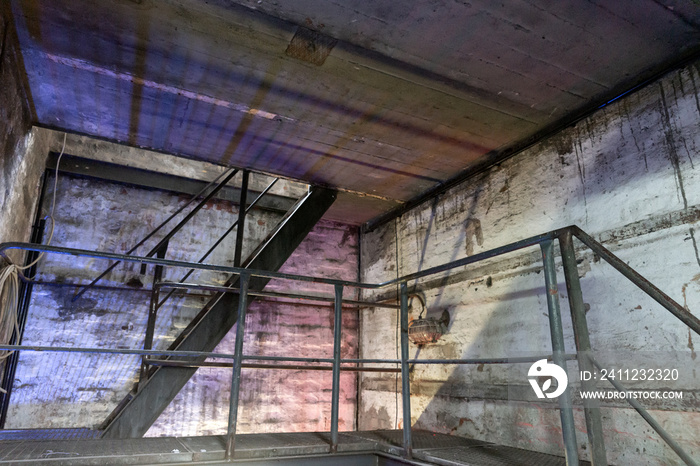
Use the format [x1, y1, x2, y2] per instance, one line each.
[0, 344, 235, 359]
[408, 354, 578, 364]
[0, 229, 560, 290]
[0, 242, 378, 289]
[143, 359, 400, 373]
[24, 280, 155, 293]
[571, 226, 700, 336]
[0, 345, 571, 367]
[376, 229, 559, 286]
[241, 355, 334, 363]
[341, 354, 577, 365]
[157, 282, 401, 309]
[0, 345, 336, 364]
[342, 358, 400, 364]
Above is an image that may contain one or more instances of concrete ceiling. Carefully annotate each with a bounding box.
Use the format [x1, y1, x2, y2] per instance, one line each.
[9, 0, 700, 226]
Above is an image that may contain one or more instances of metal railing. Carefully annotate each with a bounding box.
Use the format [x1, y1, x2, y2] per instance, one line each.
[1, 224, 699, 465]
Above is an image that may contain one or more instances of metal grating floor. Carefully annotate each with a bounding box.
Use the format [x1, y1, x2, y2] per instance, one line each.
[0, 430, 100, 442]
[417, 444, 582, 466]
[0, 429, 590, 465]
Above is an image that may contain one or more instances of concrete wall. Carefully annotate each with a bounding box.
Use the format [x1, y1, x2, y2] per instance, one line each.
[148, 220, 359, 437]
[359, 61, 700, 464]
[6, 167, 358, 435]
[41, 129, 309, 200]
[0, 10, 49, 265]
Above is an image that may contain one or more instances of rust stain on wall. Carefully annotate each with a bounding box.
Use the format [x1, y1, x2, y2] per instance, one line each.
[464, 218, 483, 256]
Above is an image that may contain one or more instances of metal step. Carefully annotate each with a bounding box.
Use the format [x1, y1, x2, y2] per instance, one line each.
[100, 187, 337, 438]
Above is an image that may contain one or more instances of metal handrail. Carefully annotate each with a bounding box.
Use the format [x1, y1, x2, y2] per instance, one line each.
[155, 281, 400, 309]
[570, 226, 700, 335]
[71, 168, 238, 302]
[0, 229, 559, 290]
[154, 177, 281, 311]
[1, 224, 698, 465]
[5, 224, 699, 335]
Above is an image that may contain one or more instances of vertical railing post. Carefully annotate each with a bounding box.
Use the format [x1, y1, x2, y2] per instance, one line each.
[399, 281, 412, 458]
[139, 241, 168, 390]
[330, 284, 343, 453]
[559, 230, 607, 465]
[540, 240, 579, 465]
[226, 272, 250, 459]
[234, 171, 249, 268]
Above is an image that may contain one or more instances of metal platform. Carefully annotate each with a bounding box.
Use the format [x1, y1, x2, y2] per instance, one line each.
[0, 430, 589, 465]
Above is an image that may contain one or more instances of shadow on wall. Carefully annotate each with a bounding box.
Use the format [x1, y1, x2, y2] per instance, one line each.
[365, 68, 700, 464]
[408, 230, 700, 464]
[5, 172, 280, 431]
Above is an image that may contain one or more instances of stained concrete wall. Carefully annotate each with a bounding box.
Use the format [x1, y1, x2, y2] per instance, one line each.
[41, 129, 310, 200]
[0, 10, 49, 265]
[148, 221, 359, 437]
[359, 62, 700, 464]
[5, 167, 358, 435]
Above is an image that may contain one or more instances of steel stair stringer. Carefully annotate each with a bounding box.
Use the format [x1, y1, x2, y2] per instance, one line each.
[100, 186, 337, 438]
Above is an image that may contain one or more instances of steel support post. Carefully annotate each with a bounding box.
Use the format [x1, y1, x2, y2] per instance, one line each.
[540, 240, 579, 466]
[139, 286, 159, 389]
[330, 284, 343, 453]
[226, 272, 250, 459]
[559, 231, 607, 465]
[399, 282, 412, 458]
[234, 171, 249, 268]
[139, 243, 168, 389]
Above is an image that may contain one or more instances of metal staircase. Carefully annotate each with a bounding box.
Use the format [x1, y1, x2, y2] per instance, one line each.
[98, 184, 336, 438]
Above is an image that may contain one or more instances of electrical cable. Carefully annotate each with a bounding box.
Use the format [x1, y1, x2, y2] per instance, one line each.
[0, 134, 67, 385]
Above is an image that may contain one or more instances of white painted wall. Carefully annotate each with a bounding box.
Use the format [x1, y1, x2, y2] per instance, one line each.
[359, 62, 700, 465]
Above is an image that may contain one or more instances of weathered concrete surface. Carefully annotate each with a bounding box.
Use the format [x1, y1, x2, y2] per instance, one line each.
[359, 60, 700, 464]
[0, 11, 49, 264]
[41, 129, 309, 201]
[147, 220, 359, 437]
[11, 0, 700, 225]
[38, 128, 395, 225]
[5, 169, 359, 436]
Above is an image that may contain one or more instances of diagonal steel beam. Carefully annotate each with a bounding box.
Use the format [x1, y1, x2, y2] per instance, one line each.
[100, 187, 336, 438]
